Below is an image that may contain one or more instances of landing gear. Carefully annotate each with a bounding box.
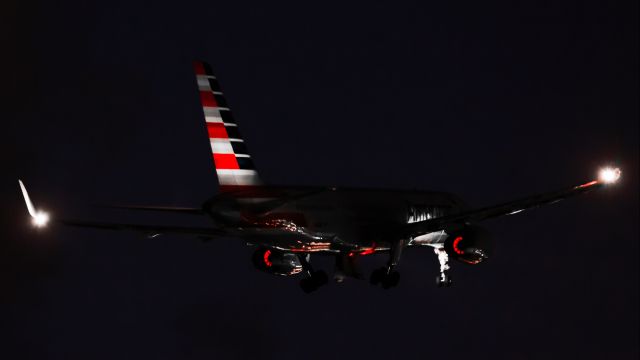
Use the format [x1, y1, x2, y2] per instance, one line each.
[370, 239, 406, 289]
[297, 254, 328, 293]
[436, 273, 452, 287]
[434, 246, 452, 287]
[370, 267, 400, 289]
[299, 270, 328, 293]
[383, 270, 400, 289]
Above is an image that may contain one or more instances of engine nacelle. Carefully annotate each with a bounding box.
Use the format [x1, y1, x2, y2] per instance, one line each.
[251, 247, 304, 276]
[444, 225, 492, 265]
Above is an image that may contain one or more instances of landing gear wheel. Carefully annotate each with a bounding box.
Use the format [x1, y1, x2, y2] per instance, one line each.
[436, 273, 452, 287]
[381, 271, 400, 289]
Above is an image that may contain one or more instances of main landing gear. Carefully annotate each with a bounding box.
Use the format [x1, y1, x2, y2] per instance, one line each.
[370, 239, 405, 289]
[297, 254, 328, 294]
[436, 273, 452, 287]
[299, 270, 328, 293]
[370, 267, 400, 289]
[434, 246, 452, 287]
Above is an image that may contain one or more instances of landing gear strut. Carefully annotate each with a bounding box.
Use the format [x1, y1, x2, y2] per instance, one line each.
[370, 267, 400, 289]
[370, 239, 406, 289]
[436, 273, 452, 287]
[298, 254, 328, 293]
[434, 246, 452, 287]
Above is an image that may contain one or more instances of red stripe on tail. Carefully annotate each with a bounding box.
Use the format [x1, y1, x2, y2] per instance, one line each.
[193, 61, 206, 75]
[207, 123, 228, 138]
[200, 91, 218, 107]
[213, 154, 239, 169]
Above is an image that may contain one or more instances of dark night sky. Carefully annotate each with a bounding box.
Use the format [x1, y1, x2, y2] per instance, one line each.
[1, 0, 638, 359]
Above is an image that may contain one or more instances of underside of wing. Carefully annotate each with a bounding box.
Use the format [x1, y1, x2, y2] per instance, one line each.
[402, 171, 619, 238]
[98, 205, 204, 214]
[58, 219, 227, 238]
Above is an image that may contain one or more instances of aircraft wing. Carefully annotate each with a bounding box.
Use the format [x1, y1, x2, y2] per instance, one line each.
[402, 169, 621, 238]
[18, 180, 227, 238]
[58, 219, 228, 238]
[97, 205, 204, 214]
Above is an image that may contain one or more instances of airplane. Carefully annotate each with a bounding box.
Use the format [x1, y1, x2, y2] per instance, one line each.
[18, 61, 622, 293]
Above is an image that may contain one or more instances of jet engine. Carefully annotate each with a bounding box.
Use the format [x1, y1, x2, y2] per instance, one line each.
[251, 247, 304, 276]
[443, 225, 492, 264]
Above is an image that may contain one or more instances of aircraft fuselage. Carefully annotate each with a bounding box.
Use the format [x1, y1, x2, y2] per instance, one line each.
[205, 186, 467, 253]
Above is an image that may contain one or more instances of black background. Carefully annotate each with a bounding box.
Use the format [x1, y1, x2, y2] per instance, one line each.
[1, 1, 637, 359]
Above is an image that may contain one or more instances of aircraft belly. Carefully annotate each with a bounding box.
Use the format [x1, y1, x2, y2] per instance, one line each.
[239, 228, 335, 252]
[238, 187, 466, 252]
[289, 189, 463, 246]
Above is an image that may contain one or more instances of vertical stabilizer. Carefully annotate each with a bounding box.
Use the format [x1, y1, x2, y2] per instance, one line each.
[193, 61, 262, 191]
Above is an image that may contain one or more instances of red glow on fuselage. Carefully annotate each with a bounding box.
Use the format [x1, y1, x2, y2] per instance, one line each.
[263, 250, 273, 267]
[453, 236, 464, 255]
[347, 243, 377, 257]
[359, 242, 377, 256]
[360, 248, 375, 255]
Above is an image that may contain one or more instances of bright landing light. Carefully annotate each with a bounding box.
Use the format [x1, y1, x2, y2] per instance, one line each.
[599, 167, 621, 184]
[32, 211, 50, 227]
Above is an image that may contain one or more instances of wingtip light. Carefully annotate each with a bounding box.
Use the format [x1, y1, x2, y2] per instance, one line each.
[32, 211, 50, 227]
[598, 167, 621, 184]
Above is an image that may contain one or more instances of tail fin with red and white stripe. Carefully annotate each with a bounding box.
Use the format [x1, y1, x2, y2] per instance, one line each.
[193, 61, 262, 191]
